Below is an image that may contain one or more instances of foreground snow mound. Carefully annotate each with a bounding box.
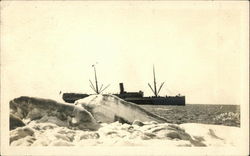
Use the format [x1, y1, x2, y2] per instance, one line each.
[75, 94, 169, 123]
[10, 96, 100, 130]
[10, 121, 240, 147]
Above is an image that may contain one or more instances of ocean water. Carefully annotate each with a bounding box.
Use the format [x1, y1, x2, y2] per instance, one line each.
[141, 104, 240, 127]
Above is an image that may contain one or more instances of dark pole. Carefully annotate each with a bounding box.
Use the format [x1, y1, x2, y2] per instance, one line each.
[93, 65, 99, 94]
[153, 65, 157, 97]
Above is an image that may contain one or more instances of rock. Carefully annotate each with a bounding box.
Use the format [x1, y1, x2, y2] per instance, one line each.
[10, 114, 25, 130]
[166, 131, 181, 140]
[132, 120, 144, 126]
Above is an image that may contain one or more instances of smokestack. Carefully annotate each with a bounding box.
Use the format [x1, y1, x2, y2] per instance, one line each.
[119, 83, 124, 94]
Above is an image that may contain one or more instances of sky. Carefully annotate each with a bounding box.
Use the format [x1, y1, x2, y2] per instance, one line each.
[1, 1, 248, 104]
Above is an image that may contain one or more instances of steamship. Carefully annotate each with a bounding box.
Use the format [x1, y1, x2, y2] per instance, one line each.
[62, 65, 185, 106]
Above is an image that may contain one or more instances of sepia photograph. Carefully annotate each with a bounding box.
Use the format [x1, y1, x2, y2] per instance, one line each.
[1, 1, 249, 155]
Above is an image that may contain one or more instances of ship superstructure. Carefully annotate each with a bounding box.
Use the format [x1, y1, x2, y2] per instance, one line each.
[114, 65, 185, 105]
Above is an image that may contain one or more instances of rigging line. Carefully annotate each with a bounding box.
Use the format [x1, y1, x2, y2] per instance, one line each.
[148, 83, 155, 95]
[100, 84, 110, 93]
[89, 85, 96, 93]
[89, 80, 97, 93]
[157, 82, 165, 95]
[99, 84, 103, 93]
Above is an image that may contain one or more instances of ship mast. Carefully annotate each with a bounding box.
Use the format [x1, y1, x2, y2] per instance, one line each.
[90, 63, 110, 94]
[148, 65, 165, 97]
[153, 65, 158, 97]
[93, 65, 99, 94]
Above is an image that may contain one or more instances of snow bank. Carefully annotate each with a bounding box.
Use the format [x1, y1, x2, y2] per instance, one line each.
[9, 94, 241, 147]
[10, 120, 240, 147]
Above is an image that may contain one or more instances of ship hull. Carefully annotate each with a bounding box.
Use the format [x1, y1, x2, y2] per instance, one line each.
[62, 93, 89, 103]
[121, 96, 185, 106]
[62, 93, 185, 106]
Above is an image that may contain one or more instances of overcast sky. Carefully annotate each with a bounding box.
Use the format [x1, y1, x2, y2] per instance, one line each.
[1, 1, 248, 104]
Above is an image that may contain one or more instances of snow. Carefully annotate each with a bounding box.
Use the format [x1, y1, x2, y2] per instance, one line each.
[180, 123, 241, 146]
[10, 121, 241, 147]
[9, 94, 241, 147]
